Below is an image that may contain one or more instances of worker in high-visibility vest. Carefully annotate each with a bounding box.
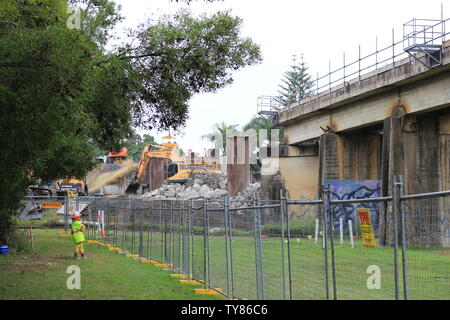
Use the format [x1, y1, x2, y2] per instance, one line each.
[71, 211, 87, 260]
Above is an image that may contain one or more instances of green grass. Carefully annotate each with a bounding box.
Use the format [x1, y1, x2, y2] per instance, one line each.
[16, 209, 62, 228]
[0, 230, 223, 300]
[103, 227, 450, 300]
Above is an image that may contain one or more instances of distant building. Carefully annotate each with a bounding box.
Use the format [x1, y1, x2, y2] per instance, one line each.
[106, 148, 128, 164]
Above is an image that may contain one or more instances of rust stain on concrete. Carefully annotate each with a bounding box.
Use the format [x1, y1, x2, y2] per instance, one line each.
[387, 100, 410, 118]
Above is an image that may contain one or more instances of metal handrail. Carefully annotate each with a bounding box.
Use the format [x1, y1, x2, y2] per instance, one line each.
[279, 17, 450, 116]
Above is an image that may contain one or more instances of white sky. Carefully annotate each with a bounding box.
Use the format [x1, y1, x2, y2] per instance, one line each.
[112, 0, 448, 153]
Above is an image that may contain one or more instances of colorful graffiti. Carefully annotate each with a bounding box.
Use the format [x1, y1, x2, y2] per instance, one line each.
[324, 180, 381, 230]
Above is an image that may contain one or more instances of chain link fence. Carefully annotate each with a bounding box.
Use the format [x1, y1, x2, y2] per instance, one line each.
[26, 175, 450, 300]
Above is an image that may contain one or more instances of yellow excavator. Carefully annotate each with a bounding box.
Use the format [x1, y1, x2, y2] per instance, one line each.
[167, 160, 221, 184]
[126, 136, 221, 193]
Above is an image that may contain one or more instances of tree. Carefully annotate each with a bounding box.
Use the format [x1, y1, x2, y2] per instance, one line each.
[201, 121, 239, 155]
[275, 54, 313, 107]
[0, 0, 261, 244]
[124, 132, 159, 162]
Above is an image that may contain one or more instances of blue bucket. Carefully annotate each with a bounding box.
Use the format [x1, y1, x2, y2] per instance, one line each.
[0, 245, 8, 255]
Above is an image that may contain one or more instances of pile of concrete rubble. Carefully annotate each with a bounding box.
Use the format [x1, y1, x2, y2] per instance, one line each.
[142, 173, 260, 207]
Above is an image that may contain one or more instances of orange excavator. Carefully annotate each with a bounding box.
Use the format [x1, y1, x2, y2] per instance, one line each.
[125, 136, 182, 193]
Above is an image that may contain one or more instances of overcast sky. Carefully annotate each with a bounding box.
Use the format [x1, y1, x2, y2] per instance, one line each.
[113, 0, 448, 153]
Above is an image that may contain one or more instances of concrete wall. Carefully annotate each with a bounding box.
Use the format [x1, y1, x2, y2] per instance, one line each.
[261, 155, 319, 216]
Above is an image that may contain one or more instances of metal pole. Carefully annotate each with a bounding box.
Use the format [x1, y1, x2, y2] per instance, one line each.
[206, 199, 211, 289]
[392, 175, 400, 300]
[203, 198, 208, 288]
[349, 219, 355, 248]
[122, 202, 126, 251]
[189, 200, 194, 278]
[253, 198, 260, 299]
[322, 185, 330, 300]
[148, 204, 152, 259]
[171, 200, 175, 270]
[160, 201, 164, 262]
[358, 44, 361, 82]
[279, 190, 287, 300]
[328, 188, 338, 300]
[376, 36, 378, 70]
[227, 197, 236, 299]
[397, 175, 409, 300]
[283, 190, 293, 300]
[392, 28, 395, 72]
[343, 52, 346, 85]
[257, 195, 265, 300]
[64, 194, 69, 233]
[139, 208, 144, 257]
[115, 201, 119, 247]
[224, 197, 231, 297]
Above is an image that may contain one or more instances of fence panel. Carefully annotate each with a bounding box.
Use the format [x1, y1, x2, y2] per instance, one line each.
[285, 202, 328, 300]
[227, 203, 259, 300]
[205, 200, 230, 296]
[328, 197, 397, 300]
[401, 193, 450, 300]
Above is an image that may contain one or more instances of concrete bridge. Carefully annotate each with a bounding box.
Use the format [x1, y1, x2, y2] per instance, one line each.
[260, 22, 450, 246]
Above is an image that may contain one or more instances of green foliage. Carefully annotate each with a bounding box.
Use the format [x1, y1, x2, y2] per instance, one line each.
[123, 131, 158, 162]
[275, 54, 313, 107]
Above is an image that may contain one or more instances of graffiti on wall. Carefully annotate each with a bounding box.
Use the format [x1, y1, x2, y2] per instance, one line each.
[324, 180, 381, 231]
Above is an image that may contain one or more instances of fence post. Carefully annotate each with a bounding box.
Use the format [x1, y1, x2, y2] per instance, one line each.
[190, 200, 195, 278]
[391, 175, 401, 300]
[115, 200, 119, 247]
[279, 190, 287, 300]
[326, 186, 338, 300]
[139, 206, 144, 257]
[224, 197, 231, 297]
[253, 196, 264, 300]
[322, 185, 330, 300]
[281, 189, 293, 300]
[257, 195, 265, 300]
[149, 202, 153, 259]
[171, 200, 175, 271]
[204, 198, 211, 289]
[396, 175, 409, 300]
[64, 194, 69, 233]
[227, 197, 236, 299]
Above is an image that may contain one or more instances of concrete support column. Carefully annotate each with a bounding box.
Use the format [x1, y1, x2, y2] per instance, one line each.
[382, 105, 450, 246]
[227, 135, 250, 197]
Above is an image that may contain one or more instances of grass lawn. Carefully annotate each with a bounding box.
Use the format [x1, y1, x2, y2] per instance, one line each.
[0, 230, 224, 300]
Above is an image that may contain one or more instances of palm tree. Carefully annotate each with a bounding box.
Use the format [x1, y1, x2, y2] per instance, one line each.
[243, 116, 285, 173]
[201, 121, 240, 155]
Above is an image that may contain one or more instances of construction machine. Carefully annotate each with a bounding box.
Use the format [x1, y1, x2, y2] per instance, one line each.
[125, 136, 221, 194]
[167, 160, 221, 184]
[125, 136, 181, 194]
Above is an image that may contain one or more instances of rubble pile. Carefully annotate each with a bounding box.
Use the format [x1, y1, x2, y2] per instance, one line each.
[142, 173, 260, 207]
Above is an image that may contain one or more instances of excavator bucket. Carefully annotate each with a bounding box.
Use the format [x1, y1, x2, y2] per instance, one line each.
[125, 183, 140, 194]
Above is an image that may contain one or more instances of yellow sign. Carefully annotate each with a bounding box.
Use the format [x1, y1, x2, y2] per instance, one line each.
[67, 190, 77, 197]
[357, 208, 376, 247]
[41, 202, 63, 209]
